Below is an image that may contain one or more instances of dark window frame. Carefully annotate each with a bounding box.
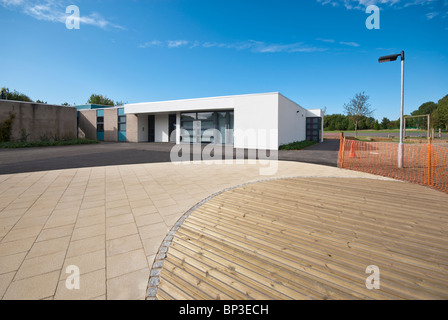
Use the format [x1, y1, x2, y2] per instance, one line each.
[97, 116, 104, 133]
[118, 115, 126, 132]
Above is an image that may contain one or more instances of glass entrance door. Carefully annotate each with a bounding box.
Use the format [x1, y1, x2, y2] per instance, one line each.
[148, 115, 155, 142]
[168, 114, 176, 142]
[217, 111, 234, 145]
[306, 117, 321, 142]
[193, 120, 202, 144]
[227, 111, 234, 145]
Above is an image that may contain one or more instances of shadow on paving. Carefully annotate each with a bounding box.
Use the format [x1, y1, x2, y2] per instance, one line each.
[0, 140, 340, 175]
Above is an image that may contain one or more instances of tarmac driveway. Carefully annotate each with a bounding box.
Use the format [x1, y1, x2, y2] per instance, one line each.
[0, 140, 340, 175]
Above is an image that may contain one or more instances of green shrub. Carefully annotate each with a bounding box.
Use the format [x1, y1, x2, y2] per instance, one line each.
[279, 140, 318, 150]
[0, 112, 16, 142]
[0, 138, 99, 149]
[20, 128, 30, 142]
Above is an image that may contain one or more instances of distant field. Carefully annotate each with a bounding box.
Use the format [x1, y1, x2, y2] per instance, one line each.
[325, 129, 401, 133]
[324, 129, 448, 139]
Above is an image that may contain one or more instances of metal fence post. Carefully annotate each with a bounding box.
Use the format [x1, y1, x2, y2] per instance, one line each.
[340, 134, 346, 169]
[427, 137, 432, 186]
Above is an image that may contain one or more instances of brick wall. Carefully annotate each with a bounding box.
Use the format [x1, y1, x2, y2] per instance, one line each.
[104, 108, 118, 142]
[126, 114, 138, 142]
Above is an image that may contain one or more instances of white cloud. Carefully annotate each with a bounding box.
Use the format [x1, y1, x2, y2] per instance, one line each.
[340, 41, 360, 47]
[251, 41, 328, 53]
[317, 0, 446, 24]
[139, 40, 189, 49]
[138, 39, 328, 53]
[426, 12, 439, 19]
[138, 40, 162, 48]
[316, 38, 336, 43]
[317, 0, 437, 10]
[0, 0, 123, 30]
[0, 0, 24, 5]
[167, 40, 189, 48]
[23, 2, 65, 23]
[403, 0, 438, 8]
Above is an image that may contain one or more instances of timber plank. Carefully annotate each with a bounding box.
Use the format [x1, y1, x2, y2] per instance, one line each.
[183, 214, 447, 299]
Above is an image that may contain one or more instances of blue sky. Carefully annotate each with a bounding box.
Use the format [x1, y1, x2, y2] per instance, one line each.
[1, 0, 447, 120]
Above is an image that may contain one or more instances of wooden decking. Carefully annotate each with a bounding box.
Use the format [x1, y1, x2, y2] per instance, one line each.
[155, 177, 448, 300]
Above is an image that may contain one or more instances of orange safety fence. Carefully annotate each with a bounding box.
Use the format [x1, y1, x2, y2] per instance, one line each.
[338, 134, 448, 194]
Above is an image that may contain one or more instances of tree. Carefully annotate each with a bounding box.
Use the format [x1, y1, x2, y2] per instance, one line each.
[389, 119, 400, 129]
[87, 94, 115, 106]
[323, 114, 350, 131]
[1, 87, 33, 102]
[343, 92, 374, 137]
[373, 120, 381, 130]
[381, 117, 390, 130]
[432, 94, 448, 130]
[411, 101, 438, 116]
[87, 94, 126, 107]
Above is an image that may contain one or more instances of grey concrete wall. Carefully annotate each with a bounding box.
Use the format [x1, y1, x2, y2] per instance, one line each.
[0, 100, 77, 142]
[78, 109, 97, 140]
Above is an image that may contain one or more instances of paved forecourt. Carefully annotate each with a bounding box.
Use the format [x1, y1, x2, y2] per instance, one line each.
[0, 159, 388, 300]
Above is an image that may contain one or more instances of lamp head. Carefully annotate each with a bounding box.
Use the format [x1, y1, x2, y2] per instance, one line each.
[379, 51, 405, 63]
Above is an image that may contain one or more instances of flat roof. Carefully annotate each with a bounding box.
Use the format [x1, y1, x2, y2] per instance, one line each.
[124, 92, 283, 114]
[74, 104, 122, 110]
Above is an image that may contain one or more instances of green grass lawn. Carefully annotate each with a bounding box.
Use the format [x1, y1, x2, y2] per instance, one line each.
[0, 138, 100, 149]
[279, 140, 318, 150]
[325, 129, 401, 133]
[325, 129, 448, 134]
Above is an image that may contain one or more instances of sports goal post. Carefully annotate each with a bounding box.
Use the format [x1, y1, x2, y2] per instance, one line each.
[403, 114, 431, 139]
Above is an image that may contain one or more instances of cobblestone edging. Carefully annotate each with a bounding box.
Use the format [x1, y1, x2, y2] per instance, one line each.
[145, 175, 395, 300]
[145, 189, 228, 300]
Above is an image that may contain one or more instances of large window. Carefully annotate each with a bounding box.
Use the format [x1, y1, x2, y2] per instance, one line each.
[180, 110, 234, 144]
[118, 108, 126, 142]
[306, 117, 321, 142]
[96, 110, 104, 141]
[118, 115, 126, 131]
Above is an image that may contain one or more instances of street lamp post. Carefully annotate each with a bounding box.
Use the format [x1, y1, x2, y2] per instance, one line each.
[379, 50, 405, 168]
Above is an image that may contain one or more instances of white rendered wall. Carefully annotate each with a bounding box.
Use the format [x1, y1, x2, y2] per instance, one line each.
[176, 112, 181, 144]
[233, 93, 279, 150]
[278, 94, 307, 147]
[155, 114, 169, 142]
[306, 109, 322, 118]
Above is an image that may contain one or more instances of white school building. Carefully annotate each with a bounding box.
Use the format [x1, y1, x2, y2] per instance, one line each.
[122, 92, 323, 150]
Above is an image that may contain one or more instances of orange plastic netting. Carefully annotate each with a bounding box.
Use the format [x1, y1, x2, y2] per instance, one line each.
[338, 136, 448, 193]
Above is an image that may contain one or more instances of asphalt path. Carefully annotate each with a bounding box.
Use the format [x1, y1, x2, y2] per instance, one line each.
[0, 140, 340, 175]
